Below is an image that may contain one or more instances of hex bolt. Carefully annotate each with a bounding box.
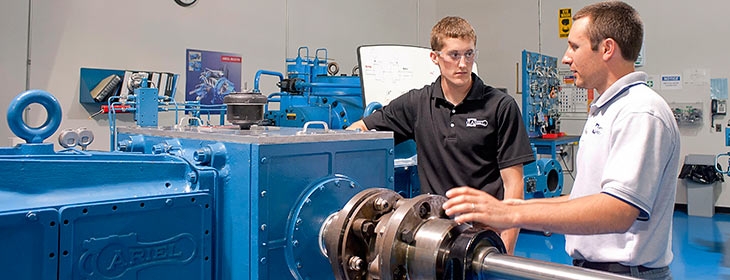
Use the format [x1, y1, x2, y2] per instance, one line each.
[187, 172, 197, 183]
[350, 182, 356, 188]
[292, 240, 299, 247]
[260, 257, 267, 264]
[296, 262, 303, 269]
[348, 256, 364, 271]
[194, 147, 212, 165]
[165, 199, 173, 206]
[260, 191, 267, 198]
[117, 140, 132, 152]
[373, 197, 390, 211]
[260, 224, 267, 231]
[418, 203, 431, 219]
[400, 229, 414, 244]
[296, 218, 302, 226]
[152, 144, 168, 154]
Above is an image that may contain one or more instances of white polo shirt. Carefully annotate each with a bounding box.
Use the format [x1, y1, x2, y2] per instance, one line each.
[565, 71, 681, 268]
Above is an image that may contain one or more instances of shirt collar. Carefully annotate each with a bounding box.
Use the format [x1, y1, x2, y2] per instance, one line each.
[591, 71, 648, 110]
[432, 73, 489, 103]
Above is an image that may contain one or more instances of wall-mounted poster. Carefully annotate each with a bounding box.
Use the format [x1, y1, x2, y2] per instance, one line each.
[185, 49, 242, 107]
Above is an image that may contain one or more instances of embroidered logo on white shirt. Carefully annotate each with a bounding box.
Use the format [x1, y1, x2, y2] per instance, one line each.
[466, 118, 488, 127]
[591, 123, 603, 134]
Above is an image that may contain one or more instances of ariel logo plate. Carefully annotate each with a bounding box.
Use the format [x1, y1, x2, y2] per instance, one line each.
[78, 232, 197, 279]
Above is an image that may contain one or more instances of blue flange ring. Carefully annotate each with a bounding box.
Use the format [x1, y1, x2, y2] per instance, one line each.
[7, 90, 62, 143]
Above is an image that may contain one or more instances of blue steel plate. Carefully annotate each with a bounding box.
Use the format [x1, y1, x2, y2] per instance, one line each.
[284, 174, 365, 280]
[58, 193, 212, 280]
[0, 208, 58, 280]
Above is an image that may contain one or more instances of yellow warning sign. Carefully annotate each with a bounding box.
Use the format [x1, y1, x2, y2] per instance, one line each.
[559, 8, 572, 39]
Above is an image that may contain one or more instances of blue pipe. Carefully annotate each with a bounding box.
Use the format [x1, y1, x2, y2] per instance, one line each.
[303, 82, 360, 88]
[265, 93, 284, 112]
[254, 70, 285, 93]
[364, 102, 383, 117]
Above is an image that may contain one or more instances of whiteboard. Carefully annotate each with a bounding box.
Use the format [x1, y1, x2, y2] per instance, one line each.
[357, 44, 478, 106]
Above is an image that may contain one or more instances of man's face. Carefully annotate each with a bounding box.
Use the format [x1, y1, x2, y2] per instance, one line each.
[431, 37, 475, 88]
[562, 17, 604, 90]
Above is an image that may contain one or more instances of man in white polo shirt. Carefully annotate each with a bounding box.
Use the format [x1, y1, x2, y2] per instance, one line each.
[442, 1, 680, 279]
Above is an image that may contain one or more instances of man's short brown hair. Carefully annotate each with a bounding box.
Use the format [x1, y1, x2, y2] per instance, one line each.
[574, 1, 643, 62]
[430, 16, 476, 51]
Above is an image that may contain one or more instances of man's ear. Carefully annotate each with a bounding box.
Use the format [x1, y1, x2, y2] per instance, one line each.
[601, 38, 618, 61]
[430, 51, 439, 65]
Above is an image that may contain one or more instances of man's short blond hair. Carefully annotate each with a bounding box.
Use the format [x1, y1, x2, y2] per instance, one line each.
[430, 16, 476, 51]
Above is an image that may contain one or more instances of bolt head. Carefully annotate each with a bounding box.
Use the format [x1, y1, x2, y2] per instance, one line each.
[348, 256, 364, 271]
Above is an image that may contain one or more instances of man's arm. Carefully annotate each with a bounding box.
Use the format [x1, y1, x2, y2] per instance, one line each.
[498, 164, 523, 255]
[443, 187, 639, 235]
[346, 120, 368, 131]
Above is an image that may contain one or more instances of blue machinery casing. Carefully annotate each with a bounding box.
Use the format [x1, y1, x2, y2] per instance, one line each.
[260, 47, 363, 130]
[1, 90, 394, 280]
[523, 149, 563, 199]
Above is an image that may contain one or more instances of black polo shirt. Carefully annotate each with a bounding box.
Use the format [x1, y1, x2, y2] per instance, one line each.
[363, 74, 534, 199]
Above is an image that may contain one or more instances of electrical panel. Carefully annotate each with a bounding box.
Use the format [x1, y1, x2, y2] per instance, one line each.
[670, 102, 703, 125]
[557, 68, 589, 113]
[522, 50, 561, 138]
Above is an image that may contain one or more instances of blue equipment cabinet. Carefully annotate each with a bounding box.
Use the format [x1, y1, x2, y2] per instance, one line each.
[116, 126, 394, 280]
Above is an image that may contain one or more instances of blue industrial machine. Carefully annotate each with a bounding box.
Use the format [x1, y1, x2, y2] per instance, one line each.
[253, 47, 418, 198]
[520, 50, 566, 199]
[258, 47, 363, 130]
[523, 147, 563, 199]
[98, 73, 227, 151]
[717, 128, 730, 176]
[1, 90, 393, 280]
[522, 50, 561, 138]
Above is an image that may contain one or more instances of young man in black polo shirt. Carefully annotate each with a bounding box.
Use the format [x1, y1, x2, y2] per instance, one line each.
[347, 16, 534, 254]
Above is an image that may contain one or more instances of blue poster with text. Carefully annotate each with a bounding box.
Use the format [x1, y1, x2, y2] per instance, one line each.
[185, 49, 241, 106]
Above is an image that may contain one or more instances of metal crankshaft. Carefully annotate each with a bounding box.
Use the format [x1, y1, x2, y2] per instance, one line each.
[321, 188, 635, 280]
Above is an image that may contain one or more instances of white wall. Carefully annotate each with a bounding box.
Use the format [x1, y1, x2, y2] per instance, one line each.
[0, 0, 30, 146]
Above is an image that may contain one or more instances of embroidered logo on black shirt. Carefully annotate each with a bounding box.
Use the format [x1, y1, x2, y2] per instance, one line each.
[466, 118, 488, 127]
